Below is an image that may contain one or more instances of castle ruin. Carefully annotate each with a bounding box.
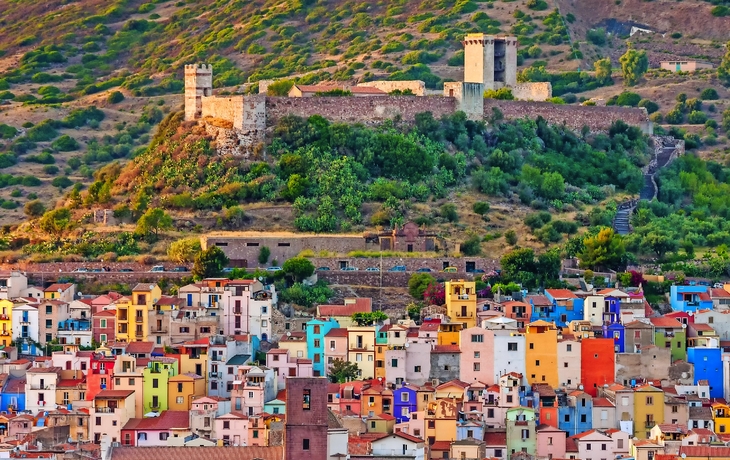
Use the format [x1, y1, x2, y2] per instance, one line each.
[183, 36, 651, 155]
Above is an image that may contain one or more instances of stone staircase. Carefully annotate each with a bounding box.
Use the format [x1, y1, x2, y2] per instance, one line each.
[612, 136, 684, 234]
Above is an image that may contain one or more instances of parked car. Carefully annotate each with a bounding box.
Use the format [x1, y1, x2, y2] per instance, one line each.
[442, 266, 458, 273]
[149, 265, 165, 272]
[388, 265, 407, 272]
[89, 268, 103, 273]
[468, 268, 485, 274]
[266, 266, 283, 272]
[714, 282, 724, 289]
[416, 268, 433, 273]
[170, 266, 189, 272]
[118, 268, 134, 272]
[72, 268, 89, 273]
[222, 267, 235, 273]
[342, 266, 359, 271]
[316, 267, 331, 271]
[365, 267, 380, 272]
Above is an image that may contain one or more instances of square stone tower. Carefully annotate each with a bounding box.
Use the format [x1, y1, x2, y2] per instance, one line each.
[284, 377, 328, 460]
[463, 34, 517, 89]
[184, 64, 213, 121]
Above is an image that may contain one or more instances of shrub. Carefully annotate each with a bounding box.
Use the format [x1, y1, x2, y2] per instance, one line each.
[484, 88, 514, 100]
[472, 201, 490, 215]
[638, 99, 659, 114]
[615, 91, 642, 107]
[0, 124, 17, 139]
[51, 176, 73, 189]
[107, 91, 125, 104]
[461, 235, 482, 256]
[440, 203, 459, 222]
[700, 88, 719, 100]
[586, 28, 607, 46]
[505, 229, 518, 245]
[688, 110, 708, 124]
[52, 135, 80, 151]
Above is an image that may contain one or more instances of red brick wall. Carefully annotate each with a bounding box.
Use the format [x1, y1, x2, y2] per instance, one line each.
[285, 377, 329, 460]
[266, 96, 457, 125]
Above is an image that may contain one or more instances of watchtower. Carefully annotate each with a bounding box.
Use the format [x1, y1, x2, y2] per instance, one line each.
[463, 34, 518, 88]
[184, 64, 213, 121]
[284, 377, 328, 460]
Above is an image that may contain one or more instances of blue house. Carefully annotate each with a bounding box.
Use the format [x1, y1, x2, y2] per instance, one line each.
[670, 285, 713, 312]
[604, 323, 625, 353]
[392, 384, 418, 423]
[0, 376, 25, 413]
[305, 318, 339, 377]
[688, 347, 723, 398]
[558, 390, 593, 436]
[531, 289, 584, 327]
[457, 420, 485, 441]
[58, 318, 91, 331]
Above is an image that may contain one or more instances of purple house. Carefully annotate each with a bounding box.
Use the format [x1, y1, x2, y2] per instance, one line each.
[393, 384, 419, 423]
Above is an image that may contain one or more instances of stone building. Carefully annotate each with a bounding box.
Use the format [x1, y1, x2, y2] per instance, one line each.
[284, 377, 329, 460]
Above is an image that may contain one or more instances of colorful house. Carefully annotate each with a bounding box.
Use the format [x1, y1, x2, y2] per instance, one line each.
[580, 338, 615, 397]
[93, 309, 115, 344]
[167, 373, 205, 410]
[0, 299, 12, 345]
[425, 398, 458, 446]
[525, 320, 559, 387]
[651, 316, 687, 362]
[142, 356, 178, 413]
[634, 384, 665, 439]
[558, 390, 593, 436]
[90, 389, 136, 444]
[305, 317, 338, 377]
[367, 413, 396, 434]
[506, 406, 537, 456]
[120, 410, 190, 446]
[711, 402, 730, 434]
[445, 280, 478, 329]
[540, 289, 584, 327]
[670, 285, 713, 312]
[687, 347, 723, 398]
[393, 384, 418, 423]
[348, 326, 376, 379]
[460, 326, 494, 384]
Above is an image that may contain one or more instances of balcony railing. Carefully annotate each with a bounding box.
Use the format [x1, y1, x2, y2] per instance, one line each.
[58, 326, 91, 332]
[29, 385, 53, 390]
[645, 421, 656, 428]
[152, 328, 167, 333]
[0, 314, 8, 320]
[95, 407, 116, 414]
[135, 318, 144, 323]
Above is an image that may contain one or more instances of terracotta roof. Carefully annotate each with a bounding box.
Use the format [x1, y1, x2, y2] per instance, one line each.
[317, 300, 372, 317]
[392, 431, 423, 443]
[419, 323, 440, 332]
[679, 446, 730, 457]
[533, 384, 556, 397]
[122, 410, 190, 430]
[349, 86, 387, 94]
[592, 397, 615, 407]
[43, 283, 73, 293]
[650, 317, 683, 328]
[565, 437, 578, 452]
[125, 341, 155, 354]
[658, 424, 687, 434]
[110, 446, 282, 460]
[526, 295, 552, 306]
[27, 366, 62, 374]
[57, 379, 85, 388]
[483, 429, 507, 446]
[690, 406, 713, 420]
[436, 379, 469, 390]
[132, 283, 157, 292]
[688, 428, 715, 437]
[691, 323, 716, 332]
[373, 413, 395, 421]
[325, 328, 348, 338]
[95, 310, 116, 317]
[95, 390, 134, 399]
[432, 345, 460, 353]
[711, 288, 730, 298]
[545, 289, 577, 299]
[429, 441, 451, 451]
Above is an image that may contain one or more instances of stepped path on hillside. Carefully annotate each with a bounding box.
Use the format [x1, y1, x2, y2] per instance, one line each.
[613, 137, 682, 235]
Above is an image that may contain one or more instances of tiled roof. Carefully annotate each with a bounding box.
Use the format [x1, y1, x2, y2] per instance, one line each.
[658, 424, 687, 434]
[691, 323, 716, 332]
[122, 410, 190, 430]
[679, 446, 730, 457]
[317, 300, 372, 317]
[43, 283, 73, 293]
[95, 310, 116, 317]
[533, 384, 556, 397]
[483, 429, 507, 446]
[132, 283, 157, 292]
[436, 379, 469, 390]
[419, 323, 440, 332]
[429, 441, 451, 451]
[110, 446, 282, 460]
[125, 341, 155, 354]
[565, 437, 578, 452]
[689, 406, 713, 420]
[526, 295, 552, 306]
[27, 366, 62, 374]
[325, 328, 348, 338]
[711, 288, 730, 298]
[393, 431, 423, 443]
[650, 317, 683, 328]
[545, 289, 577, 299]
[373, 413, 395, 421]
[688, 428, 715, 437]
[95, 390, 134, 399]
[57, 379, 85, 388]
[432, 345, 460, 353]
[592, 398, 615, 407]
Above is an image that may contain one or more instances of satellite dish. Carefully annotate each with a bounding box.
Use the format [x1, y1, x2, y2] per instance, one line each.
[405, 343, 410, 348]
[681, 454, 687, 459]
[286, 332, 291, 337]
[149, 285, 155, 290]
[57, 288, 63, 293]
[78, 292, 83, 297]
[682, 323, 687, 329]
[681, 372, 688, 379]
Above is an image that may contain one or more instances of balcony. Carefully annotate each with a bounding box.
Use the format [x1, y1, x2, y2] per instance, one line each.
[152, 328, 167, 333]
[135, 318, 144, 323]
[20, 318, 30, 325]
[0, 314, 8, 320]
[209, 372, 221, 379]
[156, 310, 165, 315]
[450, 294, 473, 302]
[210, 356, 221, 362]
[29, 384, 53, 390]
[645, 421, 656, 428]
[94, 407, 116, 414]
[58, 326, 91, 332]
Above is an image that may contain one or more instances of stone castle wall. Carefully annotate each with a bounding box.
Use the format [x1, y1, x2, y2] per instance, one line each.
[510, 82, 552, 101]
[356, 80, 426, 96]
[483, 99, 650, 132]
[265, 95, 457, 125]
[201, 95, 245, 128]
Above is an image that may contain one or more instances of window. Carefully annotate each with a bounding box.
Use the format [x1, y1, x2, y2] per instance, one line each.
[159, 433, 169, 441]
[303, 389, 311, 410]
[508, 342, 518, 351]
[96, 417, 101, 426]
[223, 421, 230, 430]
[370, 421, 376, 429]
[329, 340, 335, 349]
[581, 414, 587, 423]
[100, 334, 107, 342]
[253, 430, 259, 438]
[153, 379, 159, 388]
[428, 421, 435, 429]
[100, 319, 107, 328]
[586, 443, 591, 451]
[177, 383, 183, 393]
[529, 343, 534, 349]
[45, 319, 52, 328]
[200, 327, 210, 333]
[401, 393, 409, 402]
[564, 362, 568, 367]
[176, 397, 184, 404]
[138, 433, 147, 441]
[471, 334, 483, 343]
[314, 339, 321, 348]
[473, 363, 480, 371]
[617, 439, 624, 449]
[228, 367, 234, 374]
[115, 378, 121, 386]
[356, 353, 362, 361]
[601, 410, 608, 420]
[46, 306, 52, 314]
[391, 359, 398, 368]
[474, 351, 480, 358]
[249, 392, 254, 398]
[414, 366, 421, 372]
[564, 414, 570, 422]
[566, 344, 572, 352]
[180, 327, 190, 333]
[548, 437, 553, 445]
[506, 395, 513, 403]
[601, 443, 607, 451]
[646, 396, 653, 405]
[302, 439, 309, 451]
[672, 405, 678, 413]
[535, 360, 540, 366]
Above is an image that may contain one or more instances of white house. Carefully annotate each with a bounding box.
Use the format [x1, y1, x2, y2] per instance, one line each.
[0, 271, 28, 299]
[12, 302, 39, 343]
[571, 429, 617, 460]
[371, 432, 426, 460]
[25, 366, 61, 415]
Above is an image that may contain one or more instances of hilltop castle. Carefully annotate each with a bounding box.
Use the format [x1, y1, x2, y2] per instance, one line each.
[184, 35, 651, 155]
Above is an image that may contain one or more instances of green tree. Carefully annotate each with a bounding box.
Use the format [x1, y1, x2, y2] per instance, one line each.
[641, 232, 679, 259]
[594, 58, 613, 85]
[719, 40, 730, 87]
[107, 91, 125, 104]
[408, 273, 436, 300]
[267, 80, 295, 96]
[328, 359, 360, 383]
[282, 257, 315, 281]
[484, 88, 514, 100]
[539, 171, 565, 199]
[472, 201, 490, 215]
[39, 207, 71, 235]
[505, 230, 518, 245]
[351, 311, 388, 326]
[24, 199, 46, 218]
[258, 246, 271, 265]
[619, 47, 649, 86]
[440, 203, 459, 222]
[578, 227, 626, 270]
[461, 234, 482, 256]
[192, 246, 229, 280]
[135, 207, 172, 240]
[167, 237, 201, 263]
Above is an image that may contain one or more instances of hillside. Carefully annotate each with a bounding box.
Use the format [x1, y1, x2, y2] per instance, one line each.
[0, 0, 728, 258]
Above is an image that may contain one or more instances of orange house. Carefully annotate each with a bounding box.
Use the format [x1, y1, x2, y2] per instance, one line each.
[581, 338, 615, 397]
[361, 383, 394, 418]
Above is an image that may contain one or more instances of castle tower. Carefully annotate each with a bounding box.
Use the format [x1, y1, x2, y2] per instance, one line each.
[184, 64, 213, 121]
[285, 377, 328, 460]
[462, 34, 517, 89]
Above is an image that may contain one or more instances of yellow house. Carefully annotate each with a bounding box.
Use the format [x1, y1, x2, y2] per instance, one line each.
[178, 340, 209, 384]
[348, 326, 376, 379]
[434, 380, 468, 400]
[634, 384, 665, 439]
[374, 342, 386, 380]
[445, 280, 477, 328]
[128, 284, 161, 342]
[115, 296, 132, 342]
[711, 402, 730, 435]
[437, 323, 463, 346]
[425, 399, 458, 445]
[525, 320, 559, 387]
[0, 299, 12, 346]
[278, 332, 308, 359]
[168, 373, 206, 410]
[367, 413, 396, 434]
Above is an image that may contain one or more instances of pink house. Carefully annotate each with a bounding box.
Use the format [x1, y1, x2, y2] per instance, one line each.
[265, 348, 313, 389]
[460, 327, 494, 384]
[537, 424, 567, 459]
[230, 366, 269, 416]
[324, 328, 348, 370]
[91, 292, 123, 313]
[395, 410, 426, 440]
[215, 411, 248, 446]
[93, 310, 116, 344]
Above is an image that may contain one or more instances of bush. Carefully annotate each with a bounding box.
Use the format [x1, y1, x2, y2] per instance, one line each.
[700, 88, 719, 100]
[51, 176, 73, 189]
[440, 203, 459, 222]
[472, 201, 490, 215]
[0, 124, 17, 139]
[638, 99, 659, 114]
[505, 229, 518, 245]
[52, 135, 80, 151]
[524, 211, 552, 229]
[107, 91, 125, 104]
[615, 91, 642, 107]
[586, 28, 607, 46]
[688, 110, 708, 124]
[461, 235, 482, 256]
[484, 88, 514, 100]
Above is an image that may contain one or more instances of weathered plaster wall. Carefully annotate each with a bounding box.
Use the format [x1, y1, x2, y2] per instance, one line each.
[510, 82, 552, 101]
[356, 80, 426, 96]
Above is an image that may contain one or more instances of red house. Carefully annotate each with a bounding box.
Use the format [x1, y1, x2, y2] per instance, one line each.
[581, 338, 615, 397]
[93, 310, 116, 344]
[86, 352, 116, 401]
